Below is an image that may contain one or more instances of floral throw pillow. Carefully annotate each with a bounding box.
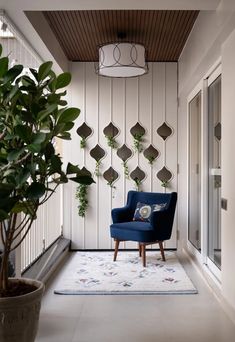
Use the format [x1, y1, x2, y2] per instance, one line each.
[133, 202, 167, 222]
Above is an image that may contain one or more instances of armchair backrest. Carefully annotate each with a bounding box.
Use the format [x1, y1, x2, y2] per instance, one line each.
[126, 191, 176, 212]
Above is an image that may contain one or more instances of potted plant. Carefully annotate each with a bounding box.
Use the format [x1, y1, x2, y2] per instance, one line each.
[0, 45, 93, 341]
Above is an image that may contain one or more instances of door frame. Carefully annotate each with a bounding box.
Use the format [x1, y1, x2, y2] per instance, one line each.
[186, 60, 222, 282]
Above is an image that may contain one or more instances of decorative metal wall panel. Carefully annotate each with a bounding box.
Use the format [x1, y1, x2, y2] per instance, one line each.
[103, 167, 119, 184]
[76, 122, 92, 139]
[130, 166, 146, 182]
[117, 144, 133, 162]
[156, 166, 173, 182]
[103, 122, 119, 138]
[90, 144, 106, 162]
[130, 122, 146, 137]
[157, 122, 173, 141]
[143, 145, 159, 163]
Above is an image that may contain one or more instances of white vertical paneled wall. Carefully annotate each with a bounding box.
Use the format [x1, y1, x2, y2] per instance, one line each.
[63, 62, 178, 249]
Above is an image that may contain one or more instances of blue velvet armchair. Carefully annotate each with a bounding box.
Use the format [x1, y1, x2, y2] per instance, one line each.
[110, 191, 177, 267]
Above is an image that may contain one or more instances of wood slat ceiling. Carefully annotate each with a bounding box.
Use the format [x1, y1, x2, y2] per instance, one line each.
[43, 10, 199, 62]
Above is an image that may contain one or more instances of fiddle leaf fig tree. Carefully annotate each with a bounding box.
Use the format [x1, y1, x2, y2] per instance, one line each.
[0, 46, 94, 296]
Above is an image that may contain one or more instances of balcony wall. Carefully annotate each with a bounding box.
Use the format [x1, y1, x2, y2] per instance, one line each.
[63, 62, 178, 250]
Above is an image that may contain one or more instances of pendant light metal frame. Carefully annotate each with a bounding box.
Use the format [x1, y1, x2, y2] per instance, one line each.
[95, 42, 148, 78]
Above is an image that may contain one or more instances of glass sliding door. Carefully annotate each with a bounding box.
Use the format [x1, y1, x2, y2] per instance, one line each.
[188, 92, 201, 251]
[208, 75, 221, 269]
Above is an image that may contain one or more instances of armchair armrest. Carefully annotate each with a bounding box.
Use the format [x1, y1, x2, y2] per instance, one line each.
[150, 208, 175, 241]
[111, 206, 133, 223]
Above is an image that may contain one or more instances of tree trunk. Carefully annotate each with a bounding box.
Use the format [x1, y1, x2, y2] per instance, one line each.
[0, 249, 9, 292]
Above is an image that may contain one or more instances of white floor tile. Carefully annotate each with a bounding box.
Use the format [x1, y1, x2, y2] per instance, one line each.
[36, 252, 235, 342]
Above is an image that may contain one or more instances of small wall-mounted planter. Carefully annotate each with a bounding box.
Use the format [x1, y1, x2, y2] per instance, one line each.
[143, 145, 159, 165]
[117, 144, 133, 179]
[156, 166, 173, 188]
[76, 122, 93, 148]
[130, 122, 146, 153]
[103, 167, 119, 188]
[130, 166, 146, 191]
[157, 122, 173, 141]
[103, 122, 119, 149]
[90, 144, 106, 176]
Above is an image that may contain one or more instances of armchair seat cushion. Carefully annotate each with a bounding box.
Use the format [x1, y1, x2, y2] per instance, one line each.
[110, 221, 156, 243]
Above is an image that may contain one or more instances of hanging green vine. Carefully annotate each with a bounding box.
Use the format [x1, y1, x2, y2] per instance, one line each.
[122, 161, 129, 179]
[94, 160, 102, 177]
[161, 180, 169, 188]
[107, 177, 116, 189]
[133, 133, 144, 153]
[146, 155, 155, 165]
[76, 184, 89, 217]
[105, 135, 118, 149]
[80, 136, 86, 149]
[133, 177, 142, 191]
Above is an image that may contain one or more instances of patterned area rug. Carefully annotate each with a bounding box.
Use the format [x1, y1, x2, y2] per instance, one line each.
[54, 251, 197, 295]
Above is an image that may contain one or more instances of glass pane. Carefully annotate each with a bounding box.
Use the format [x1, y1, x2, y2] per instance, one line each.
[208, 76, 221, 269]
[188, 92, 201, 251]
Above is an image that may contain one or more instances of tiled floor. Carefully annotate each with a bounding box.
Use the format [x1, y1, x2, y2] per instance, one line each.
[36, 252, 235, 342]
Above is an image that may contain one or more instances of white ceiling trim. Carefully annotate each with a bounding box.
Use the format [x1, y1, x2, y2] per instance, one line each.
[1, 0, 221, 11]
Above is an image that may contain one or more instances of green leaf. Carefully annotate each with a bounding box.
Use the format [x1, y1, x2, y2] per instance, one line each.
[0, 57, 9, 78]
[0, 183, 15, 198]
[63, 122, 74, 131]
[51, 155, 62, 173]
[0, 209, 9, 221]
[57, 132, 71, 140]
[44, 142, 55, 160]
[58, 100, 67, 106]
[37, 104, 57, 121]
[7, 148, 25, 162]
[55, 122, 74, 135]
[26, 182, 46, 199]
[15, 125, 32, 143]
[27, 144, 41, 153]
[28, 162, 36, 177]
[12, 201, 35, 217]
[32, 132, 47, 144]
[17, 170, 30, 186]
[3, 169, 15, 178]
[0, 45, 2, 57]
[21, 75, 36, 87]
[56, 72, 71, 89]
[66, 162, 81, 175]
[69, 175, 94, 185]
[57, 107, 80, 124]
[38, 61, 53, 81]
[4, 65, 23, 83]
[48, 71, 57, 92]
[0, 197, 19, 213]
[38, 159, 47, 174]
[5, 84, 19, 102]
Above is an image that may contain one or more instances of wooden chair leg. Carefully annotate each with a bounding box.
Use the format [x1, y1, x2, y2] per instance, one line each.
[159, 241, 165, 261]
[141, 244, 146, 267]
[139, 243, 142, 257]
[113, 240, 120, 261]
